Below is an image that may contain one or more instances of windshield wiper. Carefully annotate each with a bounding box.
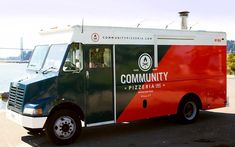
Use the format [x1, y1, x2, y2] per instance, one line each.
[42, 66, 57, 74]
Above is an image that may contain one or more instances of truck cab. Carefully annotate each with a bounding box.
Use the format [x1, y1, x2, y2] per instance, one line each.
[7, 42, 87, 144]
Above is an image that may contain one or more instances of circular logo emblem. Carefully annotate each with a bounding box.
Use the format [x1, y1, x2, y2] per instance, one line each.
[138, 53, 152, 71]
[91, 33, 99, 42]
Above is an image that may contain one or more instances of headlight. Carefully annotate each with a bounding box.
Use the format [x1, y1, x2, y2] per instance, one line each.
[23, 105, 43, 116]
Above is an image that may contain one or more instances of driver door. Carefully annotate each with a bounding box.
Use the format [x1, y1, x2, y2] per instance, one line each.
[58, 43, 86, 114]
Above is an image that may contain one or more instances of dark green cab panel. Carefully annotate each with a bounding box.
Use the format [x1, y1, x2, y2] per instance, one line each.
[57, 71, 86, 112]
[85, 68, 113, 124]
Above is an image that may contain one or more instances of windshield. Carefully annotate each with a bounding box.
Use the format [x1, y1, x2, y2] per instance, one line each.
[42, 44, 68, 72]
[27, 45, 49, 71]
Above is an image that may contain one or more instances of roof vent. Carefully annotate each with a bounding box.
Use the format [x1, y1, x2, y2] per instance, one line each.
[179, 11, 190, 30]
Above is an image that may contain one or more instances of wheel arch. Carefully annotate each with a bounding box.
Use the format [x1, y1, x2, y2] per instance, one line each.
[178, 93, 202, 110]
[44, 102, 85, 128]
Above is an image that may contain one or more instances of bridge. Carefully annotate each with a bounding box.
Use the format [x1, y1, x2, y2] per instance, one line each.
[0, 47, 32, 63]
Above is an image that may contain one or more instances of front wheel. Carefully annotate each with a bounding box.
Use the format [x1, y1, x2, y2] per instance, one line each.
[45, 109, 81, 145]
[177, 98, 199, 124]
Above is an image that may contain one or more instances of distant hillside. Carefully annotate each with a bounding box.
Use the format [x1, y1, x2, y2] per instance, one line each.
[227, 40, 235, 53]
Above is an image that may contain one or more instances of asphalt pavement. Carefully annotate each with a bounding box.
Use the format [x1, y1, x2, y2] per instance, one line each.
[0, 77, 235, 147]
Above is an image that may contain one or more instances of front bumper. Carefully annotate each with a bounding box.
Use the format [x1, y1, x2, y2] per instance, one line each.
[6, 109, 47, 129]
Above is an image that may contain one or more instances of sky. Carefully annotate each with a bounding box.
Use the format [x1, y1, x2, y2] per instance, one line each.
[0, 0, 235, 54]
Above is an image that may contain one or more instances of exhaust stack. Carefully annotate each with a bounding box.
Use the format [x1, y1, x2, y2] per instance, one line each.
[179, 11, 189, 30]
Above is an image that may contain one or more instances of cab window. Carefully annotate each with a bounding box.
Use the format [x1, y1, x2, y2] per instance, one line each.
[63, 43, 83, 72]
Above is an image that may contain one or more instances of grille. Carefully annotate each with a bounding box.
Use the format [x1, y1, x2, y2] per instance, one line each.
[8, 84, 25, 113]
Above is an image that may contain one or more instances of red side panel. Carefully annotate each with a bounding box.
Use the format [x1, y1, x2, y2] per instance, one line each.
[117, 45, 226, 123]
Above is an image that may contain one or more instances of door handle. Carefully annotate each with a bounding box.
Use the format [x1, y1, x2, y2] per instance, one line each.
[86, 71, 89, 79]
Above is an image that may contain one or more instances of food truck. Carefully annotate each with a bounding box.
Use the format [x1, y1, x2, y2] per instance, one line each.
[6, 25, 227, 144]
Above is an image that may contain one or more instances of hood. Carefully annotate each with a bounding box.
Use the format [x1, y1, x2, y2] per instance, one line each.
[16, 70, 58, 85]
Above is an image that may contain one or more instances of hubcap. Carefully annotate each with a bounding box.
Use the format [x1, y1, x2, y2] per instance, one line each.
[54, 116, 76, 139]
[183, 101, 197, 120]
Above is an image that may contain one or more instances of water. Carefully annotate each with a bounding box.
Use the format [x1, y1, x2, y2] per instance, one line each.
[0, 63, 27, 92]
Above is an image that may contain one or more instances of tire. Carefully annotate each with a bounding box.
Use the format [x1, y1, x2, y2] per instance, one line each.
[24, 127, 44, 135]
[177, 97, 199, 124]
[45, 109, 81, 145]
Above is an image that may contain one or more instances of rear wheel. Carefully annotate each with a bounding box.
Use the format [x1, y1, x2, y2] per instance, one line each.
[45, 109, 81, 145]
[177, 97, 199, 124]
